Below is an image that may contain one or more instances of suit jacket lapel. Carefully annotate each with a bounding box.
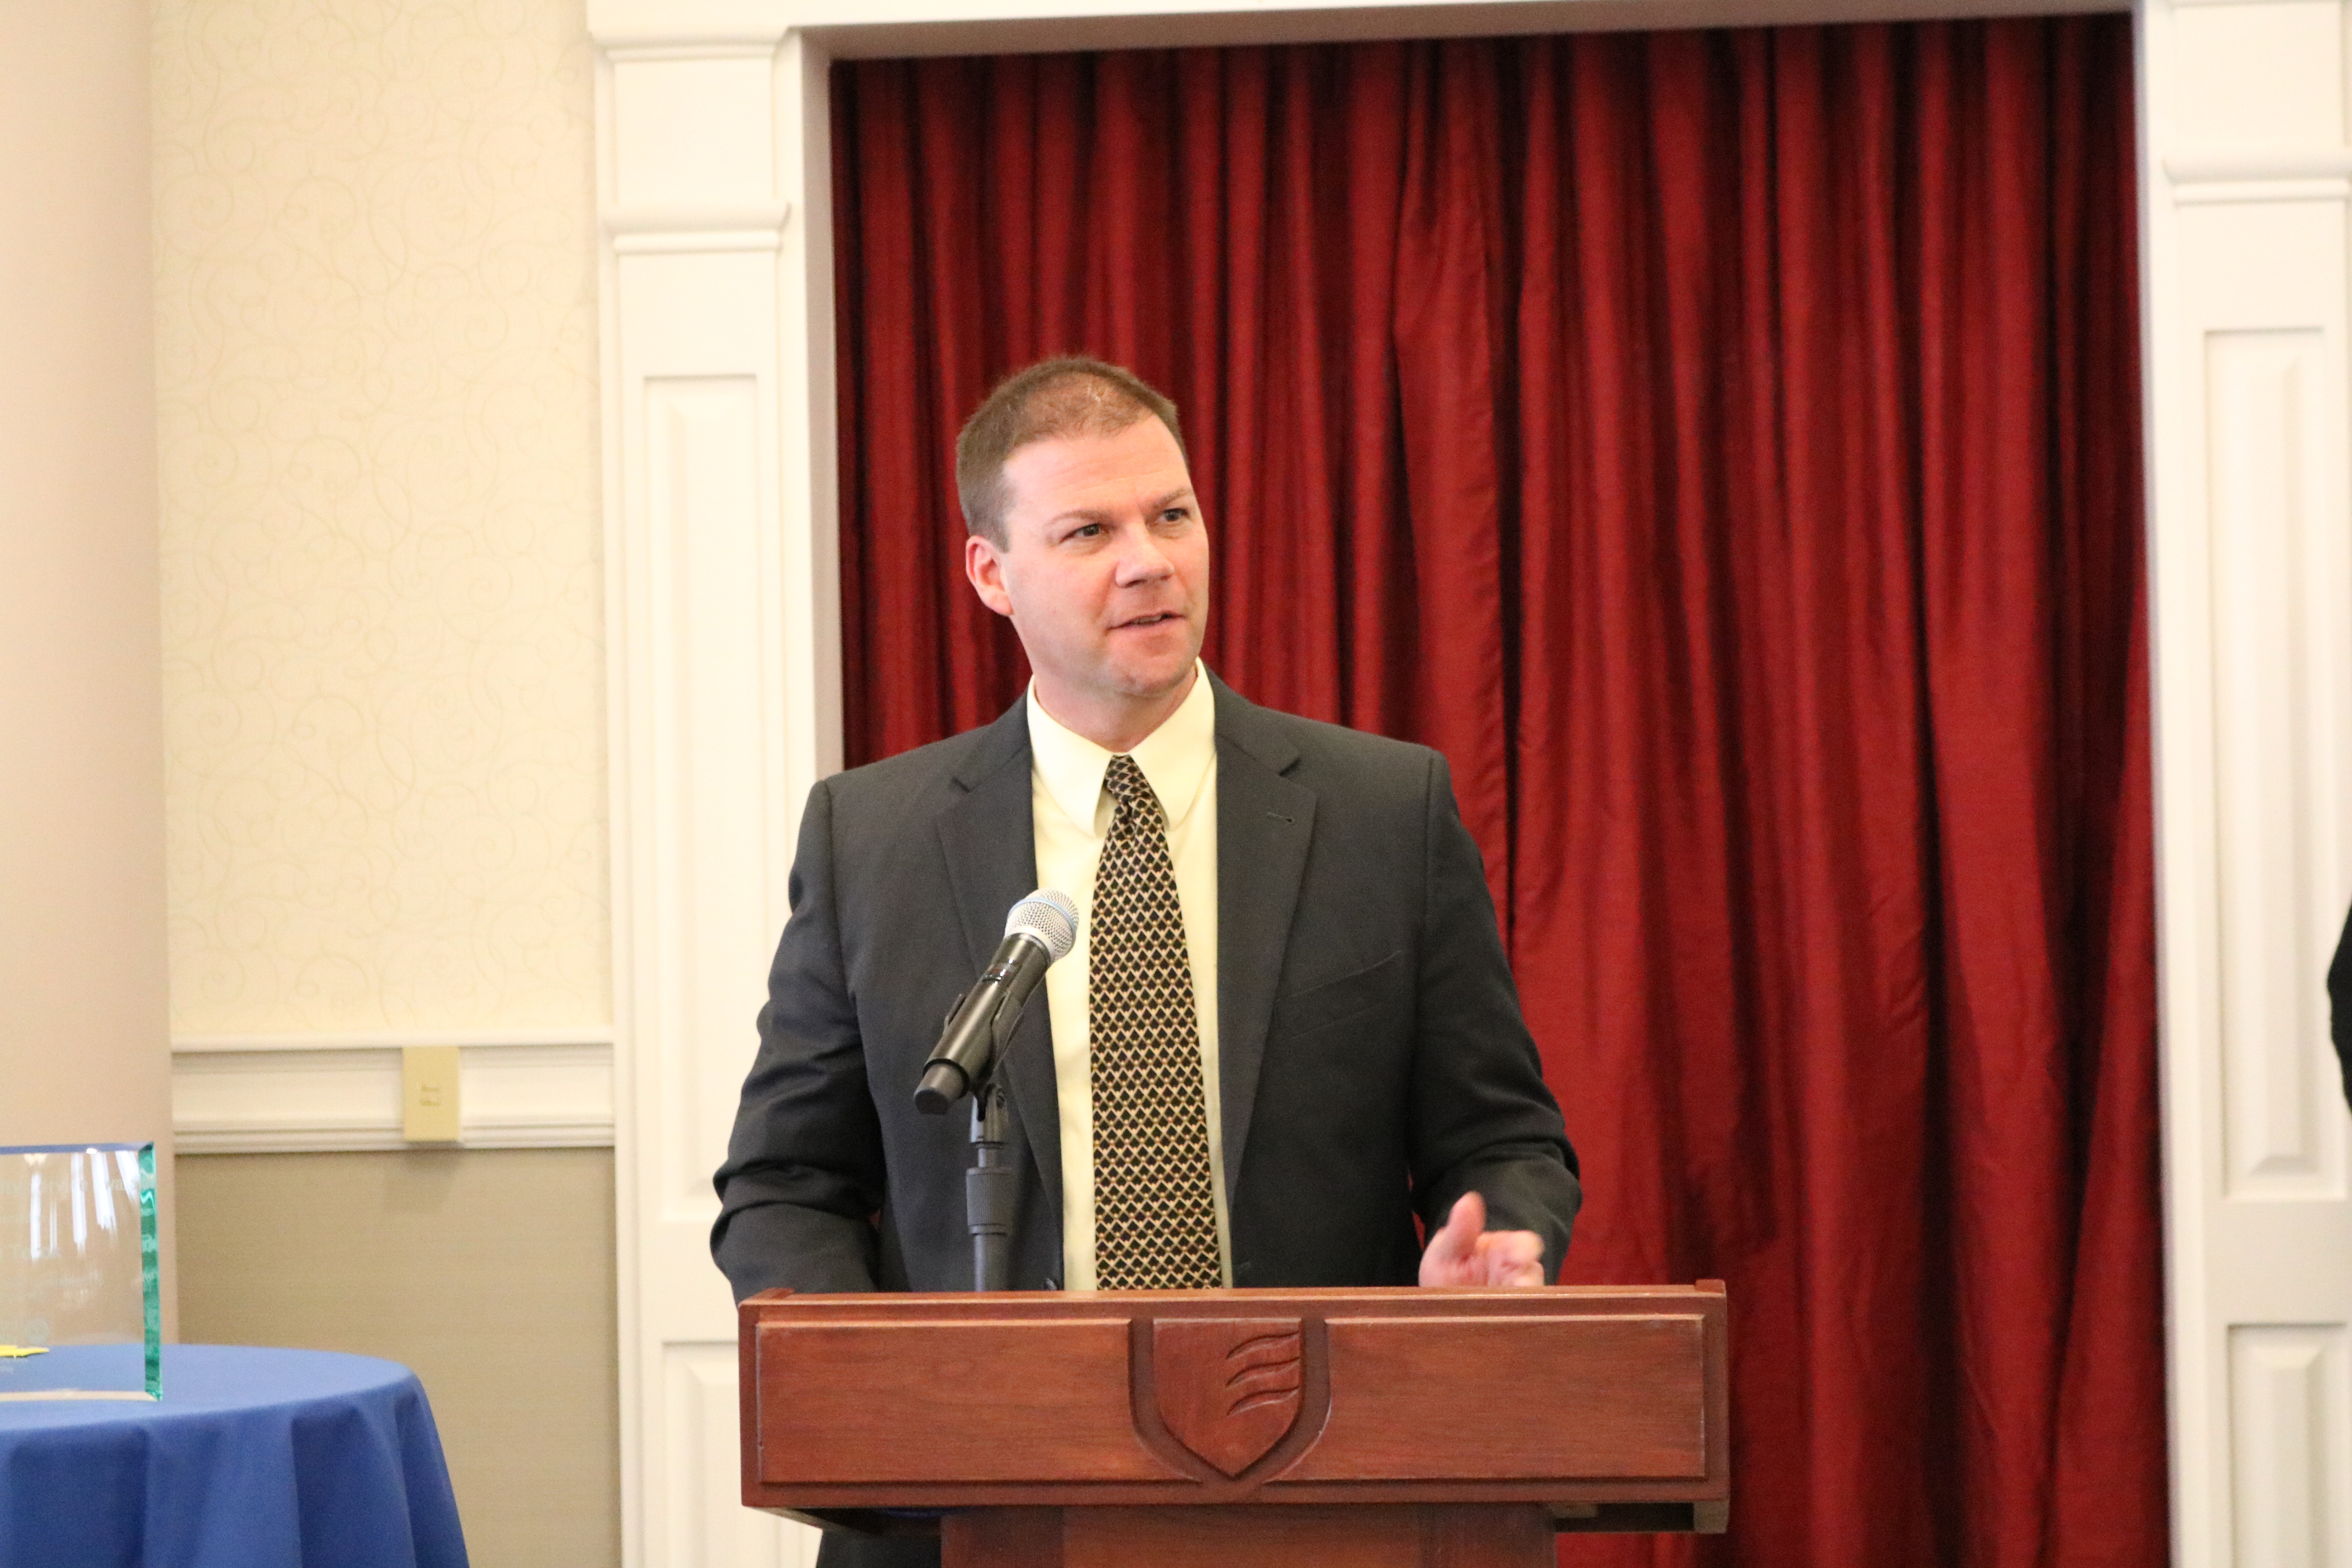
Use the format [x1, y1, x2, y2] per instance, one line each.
[935, 697, 1064, 1237]
[932, 679, 1312, 1255]
[1211, 677, 1314, 1203]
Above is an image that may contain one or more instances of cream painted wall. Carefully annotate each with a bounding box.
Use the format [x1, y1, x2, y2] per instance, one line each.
[151, 5, 619, 1559]
[0, 0, 176, 1318]
[154, 0, 608, 1035]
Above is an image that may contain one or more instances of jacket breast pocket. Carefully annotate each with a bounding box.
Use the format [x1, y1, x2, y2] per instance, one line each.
[1269, 950, 1408, 1041]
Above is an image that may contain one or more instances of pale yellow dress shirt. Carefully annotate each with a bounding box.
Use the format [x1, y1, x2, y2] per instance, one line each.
[1026, 664, 1232, 1289]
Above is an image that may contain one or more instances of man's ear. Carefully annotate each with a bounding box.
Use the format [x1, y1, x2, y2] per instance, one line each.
[964, 532, 1014, 619]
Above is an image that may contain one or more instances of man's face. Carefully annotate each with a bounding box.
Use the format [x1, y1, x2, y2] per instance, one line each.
[964, 416, 1210, 741]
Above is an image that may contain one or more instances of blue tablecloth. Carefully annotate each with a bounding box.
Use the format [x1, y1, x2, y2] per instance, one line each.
[0, 1345, 468, 1568]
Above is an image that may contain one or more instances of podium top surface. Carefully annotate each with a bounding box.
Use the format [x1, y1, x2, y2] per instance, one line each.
[743, 1281, 1723, 1309]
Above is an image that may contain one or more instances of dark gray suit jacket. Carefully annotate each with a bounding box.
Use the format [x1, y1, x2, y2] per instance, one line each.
[711, 675, 1581, 1298]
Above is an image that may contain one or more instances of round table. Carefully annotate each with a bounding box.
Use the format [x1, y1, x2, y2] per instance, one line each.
[0, 1344, 468, 1567]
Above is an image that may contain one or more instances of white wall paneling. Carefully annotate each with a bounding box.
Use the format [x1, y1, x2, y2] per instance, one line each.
[2203, 323, 2346, 1200]
[2145, 0, 2352, 1563]
[2228, 1326, 2352, 1568]
[666, 1343, 799, 1568]
[598, 27, 826, 1568]
[637, 370, 778, 1217]
[171, 1031, 615, 1152]
[591, 0, 2346, 1565]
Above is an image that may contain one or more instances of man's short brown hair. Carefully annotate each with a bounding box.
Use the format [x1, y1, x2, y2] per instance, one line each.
[955, 357, 1185, 546]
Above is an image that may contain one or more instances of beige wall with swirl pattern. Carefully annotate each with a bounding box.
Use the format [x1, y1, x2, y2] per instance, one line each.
[154, 5, 618, 1565]
[156, 0, 607, 1035]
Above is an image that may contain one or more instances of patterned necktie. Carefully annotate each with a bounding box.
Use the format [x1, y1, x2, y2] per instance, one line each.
[1089, 753, 1221, 1289]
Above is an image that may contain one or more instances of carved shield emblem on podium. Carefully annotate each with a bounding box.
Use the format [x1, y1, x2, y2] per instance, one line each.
[1151, 1318, 1304, 1476]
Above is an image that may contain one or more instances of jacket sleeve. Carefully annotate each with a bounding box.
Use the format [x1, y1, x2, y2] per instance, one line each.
[710, 778, 887, 1298]
[1405, 751, 1584, 1281]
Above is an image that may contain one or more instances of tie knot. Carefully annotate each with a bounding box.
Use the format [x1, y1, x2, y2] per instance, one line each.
[1103, 754, 1165, 833]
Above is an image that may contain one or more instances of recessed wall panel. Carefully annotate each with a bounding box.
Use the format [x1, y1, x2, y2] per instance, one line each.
[2229, 1325, 2352, 1568]
[644, 376, 778, 1219]
[2207, 328, 2349, 1200]
[664, 1342, 816, 1568]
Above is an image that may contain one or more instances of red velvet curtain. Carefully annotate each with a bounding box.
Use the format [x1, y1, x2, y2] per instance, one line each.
[833, 20, 2161, 1568]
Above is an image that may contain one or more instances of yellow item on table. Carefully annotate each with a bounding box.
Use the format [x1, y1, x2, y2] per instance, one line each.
[0, 1346, 51, 1359]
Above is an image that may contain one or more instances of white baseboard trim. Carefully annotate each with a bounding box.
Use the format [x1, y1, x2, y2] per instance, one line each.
[172, 1031, 616, 1154]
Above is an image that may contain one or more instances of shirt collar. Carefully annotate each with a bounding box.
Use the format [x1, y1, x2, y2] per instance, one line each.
[1027, 662, 1216, 837]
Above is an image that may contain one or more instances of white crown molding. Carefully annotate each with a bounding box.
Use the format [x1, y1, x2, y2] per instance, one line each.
[603, 200, 791, 254]
[2167, 147, 2352, 183]
[2172, 178, 2352, 206]
[2166, 148, 2352, 209]
[171, 1033, 615, 1154]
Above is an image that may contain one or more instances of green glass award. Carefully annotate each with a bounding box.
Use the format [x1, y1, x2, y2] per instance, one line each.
[0, 1143, 161, 1400]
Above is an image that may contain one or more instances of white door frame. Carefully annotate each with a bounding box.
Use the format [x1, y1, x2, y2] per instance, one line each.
[588, 0, 2352, 1561]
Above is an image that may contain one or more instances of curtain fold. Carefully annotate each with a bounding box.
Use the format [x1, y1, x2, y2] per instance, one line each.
[832, 21, 2160, 1565]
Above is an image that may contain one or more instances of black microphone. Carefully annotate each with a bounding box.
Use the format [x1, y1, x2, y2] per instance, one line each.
[914, 889, 1078, 1114]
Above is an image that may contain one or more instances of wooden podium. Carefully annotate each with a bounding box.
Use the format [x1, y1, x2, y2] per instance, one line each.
[739, 1283, 1729, 1567]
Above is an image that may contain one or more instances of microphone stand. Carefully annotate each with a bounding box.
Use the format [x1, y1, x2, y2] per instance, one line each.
[962, 1002, 1021, 1292]
[966, 1078, 1013, 1291]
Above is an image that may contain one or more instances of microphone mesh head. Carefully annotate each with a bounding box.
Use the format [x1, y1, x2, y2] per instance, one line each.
[1004, 889, 1079, 962]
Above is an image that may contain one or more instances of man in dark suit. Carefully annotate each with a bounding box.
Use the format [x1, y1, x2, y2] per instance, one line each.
[712, 358, 1581, 1562]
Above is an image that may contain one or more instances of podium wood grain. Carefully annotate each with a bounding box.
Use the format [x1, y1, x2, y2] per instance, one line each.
[740, 1285, 1729, 1566]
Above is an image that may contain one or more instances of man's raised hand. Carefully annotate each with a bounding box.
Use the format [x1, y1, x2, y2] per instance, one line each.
[1417, 1191, 1545, 1288]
